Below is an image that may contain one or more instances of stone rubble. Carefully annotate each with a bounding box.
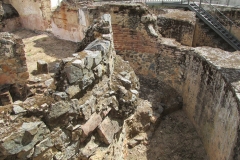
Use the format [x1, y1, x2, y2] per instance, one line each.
[37, 60, 48, 74]
[0, 13, 158, 160]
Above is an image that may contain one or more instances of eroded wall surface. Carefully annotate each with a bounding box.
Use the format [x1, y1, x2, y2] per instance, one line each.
[0, 32, 29, 105]
[9, 0, 51, 31]
[51, 2, 89, 42]
[6, 0, 89, 42]
[201, 5, 240, 41]
[0, 32, 28, 87]
[0, 2, 21, 32]
[157, 9, 196, 47]
[181, 48, 240, 160]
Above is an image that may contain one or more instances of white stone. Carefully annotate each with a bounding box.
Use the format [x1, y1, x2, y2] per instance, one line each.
[72, 59, 84, 68]
[13, 105, 26, 114]
[148, 24, 158, 37]
[78, 9, 87, 26]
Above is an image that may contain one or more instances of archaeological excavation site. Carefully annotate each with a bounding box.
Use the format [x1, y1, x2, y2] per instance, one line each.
[0, 0, 240, 159]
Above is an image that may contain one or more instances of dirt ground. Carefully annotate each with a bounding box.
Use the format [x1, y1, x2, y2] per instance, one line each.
[127, 110, 207, 160]
[12, 29, 207, 160]
[13, 29, 78, 80]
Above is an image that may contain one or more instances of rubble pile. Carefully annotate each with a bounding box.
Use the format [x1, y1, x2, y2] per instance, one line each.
[0, 14, 158, 160]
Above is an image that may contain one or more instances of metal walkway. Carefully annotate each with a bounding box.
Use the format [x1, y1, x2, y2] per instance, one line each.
[188, 2, 240, 50]
[132, 0, 240, 50]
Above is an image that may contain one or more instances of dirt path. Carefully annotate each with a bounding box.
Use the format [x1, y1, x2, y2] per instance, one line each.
[147, 110, 207, 160]
[13, 29, 78, 80]
[126, 110, 207, 160]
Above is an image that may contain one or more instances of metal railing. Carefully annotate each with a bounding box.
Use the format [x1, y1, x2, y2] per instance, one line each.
[201, 0, 240, 33]
[102, 0, 240, 33]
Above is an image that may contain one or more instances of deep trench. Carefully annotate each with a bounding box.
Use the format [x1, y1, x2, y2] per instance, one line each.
[137, 76, 207, 159]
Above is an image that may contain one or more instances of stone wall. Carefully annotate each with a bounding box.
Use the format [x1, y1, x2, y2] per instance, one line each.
[0, 32, 28, 88]
[157, 9, 196, 47]
[0, 32, 29, 104]
[156, 8, 234, 51]
[106, 3, 240, 159]
[51, 1, 89, 42]
[0, 2, 21, 32]
[181, 47, 240, 160]
[8, 0, 51, 31]
[5, 0, 89, 42]
[108, 4, 159, 55]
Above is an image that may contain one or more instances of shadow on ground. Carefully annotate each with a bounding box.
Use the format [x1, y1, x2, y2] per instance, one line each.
[138, 76, 207, 160]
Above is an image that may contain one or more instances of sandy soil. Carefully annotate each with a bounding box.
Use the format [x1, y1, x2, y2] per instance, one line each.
[13, 29, 78, 80]
[127, 110, 207, 160]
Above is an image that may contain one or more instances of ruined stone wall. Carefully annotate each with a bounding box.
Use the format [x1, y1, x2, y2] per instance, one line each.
[157, 9, 196, 47]
[99, 4, 160, 78]
[6, 0, 89, 42]
[0, 32, 29, 105]
[181, 48, 240, 160]
[0, 2, 21, 32]
[51, 2, 89, 42]
[8, 0, 51, 31]
[156, 9, 233, 51]
[102, 5, 158, 55]
[107, 4, 240, 159]
[0, 32, 28, 88]
[0, 17, 21, 32]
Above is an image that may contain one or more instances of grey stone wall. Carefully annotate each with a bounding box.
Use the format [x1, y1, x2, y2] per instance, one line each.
[0, 32, 29, 96]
